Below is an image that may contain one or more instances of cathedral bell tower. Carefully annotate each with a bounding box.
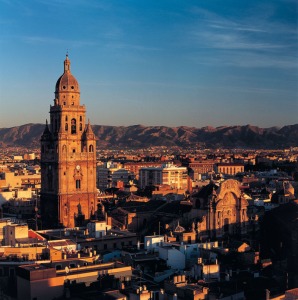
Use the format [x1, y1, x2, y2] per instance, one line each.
[40, 55, 97, 228]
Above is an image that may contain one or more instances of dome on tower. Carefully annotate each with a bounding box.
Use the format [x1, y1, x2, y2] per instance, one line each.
[55, 55, 79, 94]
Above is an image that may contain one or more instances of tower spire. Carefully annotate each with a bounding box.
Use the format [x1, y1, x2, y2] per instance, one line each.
[64, 53, 70, 73]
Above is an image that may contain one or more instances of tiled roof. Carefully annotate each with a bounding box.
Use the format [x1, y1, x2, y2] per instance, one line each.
[119, 200, 165, 213]
[157, 201, 192, 214]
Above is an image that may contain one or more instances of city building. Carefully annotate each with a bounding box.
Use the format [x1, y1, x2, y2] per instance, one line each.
[216, 163, 244, 176]
[97, 161, 132, 190]
[16, 262, 132, 300]
[123, 161, 164, 180]
[139, 163, 188, 190]
[192, 179, 249, 239]
[0, 171, 41, 190]
[188, 159, 216, 181]
[40, 55, 97, 228]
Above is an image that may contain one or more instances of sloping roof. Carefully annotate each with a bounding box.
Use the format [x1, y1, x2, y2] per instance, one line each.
[119, 200, 165, 213]
[157, 201, 193, 215]
[48, 239, 76, 248]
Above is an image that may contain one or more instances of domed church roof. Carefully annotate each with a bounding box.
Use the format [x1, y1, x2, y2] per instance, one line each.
[55, 54, 79, 94]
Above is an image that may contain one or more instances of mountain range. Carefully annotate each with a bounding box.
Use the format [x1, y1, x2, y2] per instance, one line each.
[0, 123, 298, 149]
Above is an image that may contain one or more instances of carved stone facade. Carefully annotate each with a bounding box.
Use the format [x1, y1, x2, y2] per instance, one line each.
[40, 55, 97, 228]
[192, 179, 249, 239]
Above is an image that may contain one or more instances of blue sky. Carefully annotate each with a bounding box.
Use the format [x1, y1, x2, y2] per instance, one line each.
[0, 0, 297, 128]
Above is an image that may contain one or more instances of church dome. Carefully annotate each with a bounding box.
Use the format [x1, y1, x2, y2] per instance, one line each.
[55, 55, 79, 94]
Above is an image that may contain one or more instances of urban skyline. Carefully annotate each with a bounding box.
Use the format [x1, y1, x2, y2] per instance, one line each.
[0, 0, 297, 128]
[0, 42, 297, 297]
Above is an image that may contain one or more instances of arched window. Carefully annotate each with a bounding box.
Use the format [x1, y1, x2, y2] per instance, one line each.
[47, 171, 53, 191]
[80, 123, 82, 131]
[62, 145, 66, 152]
[80, 116, 82, 121]
[71, 118, 76, 134]
[65, 123, 68, 131]
[89, 145, 94, 152]
[65, 116, 68, 121]
[64, 204, 68, 217]
[76, 180, 81, 189]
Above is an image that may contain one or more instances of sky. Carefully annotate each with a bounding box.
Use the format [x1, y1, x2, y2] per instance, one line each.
[0, 0, 297, 128]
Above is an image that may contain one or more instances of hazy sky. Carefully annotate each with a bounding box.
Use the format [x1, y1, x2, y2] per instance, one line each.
[0, 0, 297, 128]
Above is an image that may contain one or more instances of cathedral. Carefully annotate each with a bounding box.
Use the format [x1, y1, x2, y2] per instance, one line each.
[40, 55, 97, 228]
[192, 179, 249, 239]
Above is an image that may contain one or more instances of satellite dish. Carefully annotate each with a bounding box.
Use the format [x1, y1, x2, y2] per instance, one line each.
[65, 266, 69, 274]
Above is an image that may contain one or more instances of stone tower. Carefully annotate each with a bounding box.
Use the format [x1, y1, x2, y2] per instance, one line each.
[40, 55, 97, 228]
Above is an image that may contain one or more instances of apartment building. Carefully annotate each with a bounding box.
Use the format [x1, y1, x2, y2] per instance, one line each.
[139, 164, 188, 190]
[97, 162, 132, 190]
[216, 163, 244, 176]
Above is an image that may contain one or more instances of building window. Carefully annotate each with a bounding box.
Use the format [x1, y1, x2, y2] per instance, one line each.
[48, 171, 53, 191]
[65, 123, 68, 131]
[89, 145, 94, 152]
[80, 123, 82, 131]
[80, 116, 82, 121]
[71, 118, 76, 134]
[76, 180, 81, 189]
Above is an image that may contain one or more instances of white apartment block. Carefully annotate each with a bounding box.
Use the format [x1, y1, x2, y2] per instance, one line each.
[139, 164, 188, 190]
[97, 162, 132, 190]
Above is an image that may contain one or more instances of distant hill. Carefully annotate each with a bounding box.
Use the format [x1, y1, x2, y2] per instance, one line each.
[0, 123, 298, 149]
